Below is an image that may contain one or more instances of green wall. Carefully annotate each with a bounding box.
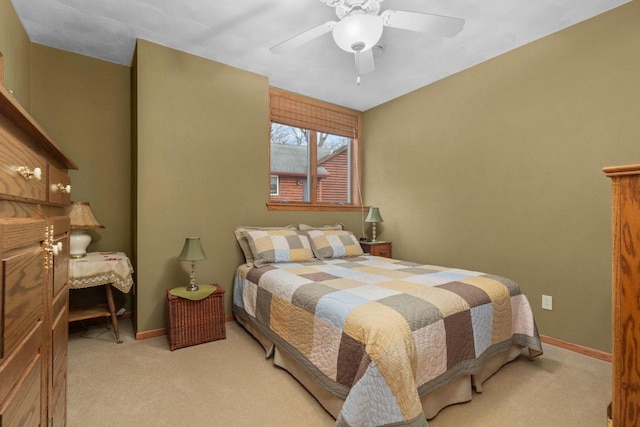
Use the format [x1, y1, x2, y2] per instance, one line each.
[134, 39, 363, 333]
[1, 3, 132, 261]
[1, 1, 132, 310]
[0, 0, 31, 108]
[363, 0, 640, 352]
[28, 44, 132, 310]
[4, 0, 638, 350]
[29, 44, 132, 255]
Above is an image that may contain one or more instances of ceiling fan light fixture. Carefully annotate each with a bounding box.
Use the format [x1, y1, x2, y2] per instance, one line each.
[332, 14, 383, 53]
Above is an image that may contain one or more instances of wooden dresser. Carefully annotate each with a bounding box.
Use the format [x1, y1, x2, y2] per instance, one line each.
[0, 85, 77, 426]
[604, 164, 640, 427]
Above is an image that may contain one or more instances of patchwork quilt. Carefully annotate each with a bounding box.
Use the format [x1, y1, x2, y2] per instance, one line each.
[233, 256, 542, 427]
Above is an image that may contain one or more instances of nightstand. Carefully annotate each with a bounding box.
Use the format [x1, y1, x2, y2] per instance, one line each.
[360, 241, 392, 258]
[167, 284, 226, 350]
[68, 252, 134, 343]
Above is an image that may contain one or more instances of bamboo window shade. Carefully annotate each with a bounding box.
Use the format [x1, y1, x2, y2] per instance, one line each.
[270, 89, 360, 139]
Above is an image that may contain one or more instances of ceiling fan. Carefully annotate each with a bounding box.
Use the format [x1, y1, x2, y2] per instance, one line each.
[270, 0, 465, 84]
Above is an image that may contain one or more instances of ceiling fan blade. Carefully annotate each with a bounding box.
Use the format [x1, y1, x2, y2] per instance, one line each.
[355, 49, 375, 76]
[270, 21, 337, 54]
[381, 10, 465, 38]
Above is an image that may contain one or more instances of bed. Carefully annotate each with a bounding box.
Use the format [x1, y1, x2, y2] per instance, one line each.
[232, 226, 542, 427]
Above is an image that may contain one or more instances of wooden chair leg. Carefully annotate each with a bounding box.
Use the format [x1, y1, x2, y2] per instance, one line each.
[104, 283, 122, 343]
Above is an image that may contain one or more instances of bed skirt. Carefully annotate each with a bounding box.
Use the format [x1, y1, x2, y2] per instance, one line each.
[236, 313, 524, 420]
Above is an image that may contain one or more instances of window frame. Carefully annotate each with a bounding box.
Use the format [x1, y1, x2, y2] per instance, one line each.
[267, 88, 363, 212]
[270, 175, 280, 196]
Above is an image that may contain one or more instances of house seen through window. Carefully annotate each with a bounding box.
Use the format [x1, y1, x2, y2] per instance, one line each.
[270, 124, 352, 204]
[270, 175, 279, 196]
[268, 89, 362, 211]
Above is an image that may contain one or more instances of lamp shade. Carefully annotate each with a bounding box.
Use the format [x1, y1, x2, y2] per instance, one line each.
[69, 201, 104, 229]
[332, 14, 383, 53]
[178, 237, 208, 262]
[365, 207, 383, 223]
[68, 201, 103, 258]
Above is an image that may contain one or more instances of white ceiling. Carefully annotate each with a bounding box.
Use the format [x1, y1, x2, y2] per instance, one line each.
[11, 0, 628, 111]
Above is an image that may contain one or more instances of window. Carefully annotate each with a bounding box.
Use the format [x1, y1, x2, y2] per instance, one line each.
[268, 88, 362, 211]
[270, 175, 279, 195]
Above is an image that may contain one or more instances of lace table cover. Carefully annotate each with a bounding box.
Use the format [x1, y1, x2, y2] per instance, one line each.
[69, 252, 134, 293]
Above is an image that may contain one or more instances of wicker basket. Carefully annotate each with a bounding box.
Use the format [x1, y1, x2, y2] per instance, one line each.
[167, 285, 226, 350]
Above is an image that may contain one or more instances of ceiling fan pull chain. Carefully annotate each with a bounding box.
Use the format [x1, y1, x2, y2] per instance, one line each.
[355, 52, 361, 85]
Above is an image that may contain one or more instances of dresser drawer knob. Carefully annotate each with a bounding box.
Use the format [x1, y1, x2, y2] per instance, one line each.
[55, 183, 71, 194]
[17, 166, 42, 181]
[52, 242, 63, 256]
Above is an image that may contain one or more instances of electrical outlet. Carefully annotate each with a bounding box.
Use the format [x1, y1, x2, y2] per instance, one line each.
[542, 295, 553, 310]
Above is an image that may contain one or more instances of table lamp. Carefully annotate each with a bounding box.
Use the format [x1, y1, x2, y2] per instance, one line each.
[178, 237, 208, 292]
[69, 201, 104, 258]
[365, 207, 383, 242]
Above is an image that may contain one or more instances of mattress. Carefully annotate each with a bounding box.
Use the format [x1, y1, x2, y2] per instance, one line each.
[233, 255, 542, 427]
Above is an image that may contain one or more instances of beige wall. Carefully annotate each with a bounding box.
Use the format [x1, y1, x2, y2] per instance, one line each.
[363, 1, 640, 352]
[134, 40, 363, 332]
[0, 0, 31, 108]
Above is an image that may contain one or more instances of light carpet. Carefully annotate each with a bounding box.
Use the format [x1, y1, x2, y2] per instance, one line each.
[67, 318, 611, 427]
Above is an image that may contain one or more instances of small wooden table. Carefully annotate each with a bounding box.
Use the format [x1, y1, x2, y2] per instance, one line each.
[68, 252, 134, 343]
[360, 241, 392, 258]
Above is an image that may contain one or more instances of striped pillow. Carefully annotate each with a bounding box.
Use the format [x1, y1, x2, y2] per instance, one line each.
[305, 229, 364, 260]
[243, 229, 315, 267]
